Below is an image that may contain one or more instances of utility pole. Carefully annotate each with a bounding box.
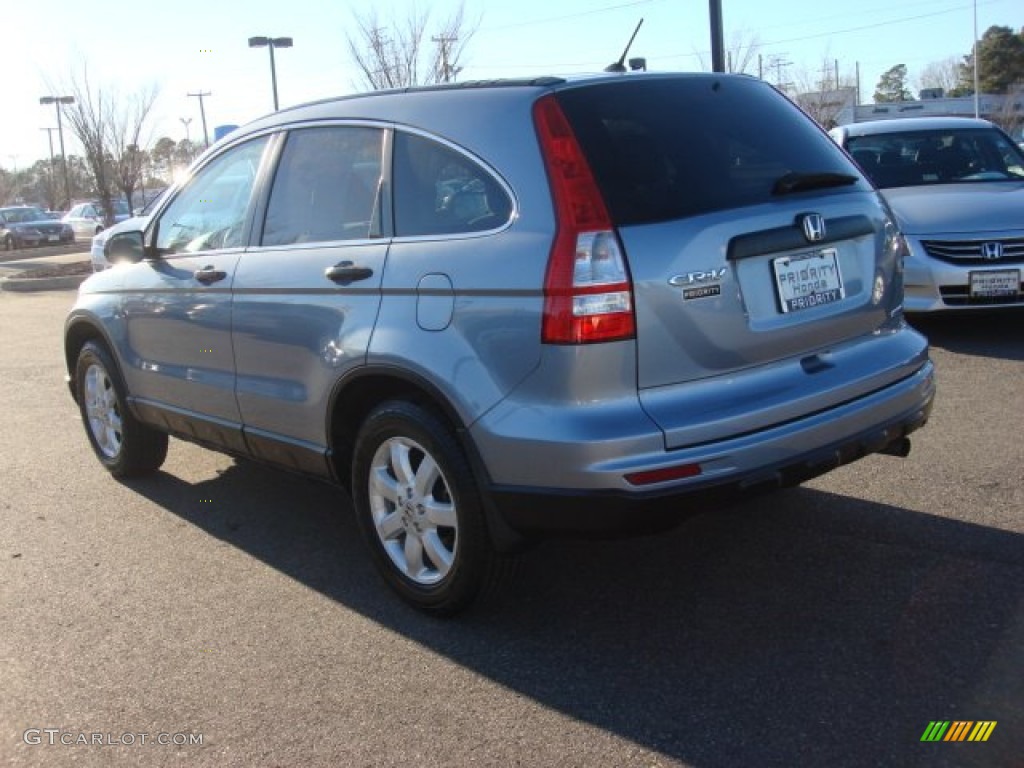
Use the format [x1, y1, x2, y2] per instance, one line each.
[768, 54, 792, 92]
[432, 35, 460, 82]
[188, 91, 211, 149]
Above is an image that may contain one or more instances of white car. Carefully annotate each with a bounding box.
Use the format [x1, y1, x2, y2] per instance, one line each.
[64, 200, 131, 240]
[831, 117, 1024, 312]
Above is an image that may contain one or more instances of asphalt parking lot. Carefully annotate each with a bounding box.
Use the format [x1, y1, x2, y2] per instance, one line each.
[1, 291, 1021, 768]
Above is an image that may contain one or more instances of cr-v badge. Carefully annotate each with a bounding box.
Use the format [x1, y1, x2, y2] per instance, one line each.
[669, 268, 727, 301]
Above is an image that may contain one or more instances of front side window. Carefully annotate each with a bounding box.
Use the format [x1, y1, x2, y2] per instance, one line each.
[261, 126, 384, 246]
[393, 131, 513, 237]
[154, 137, 269, 254]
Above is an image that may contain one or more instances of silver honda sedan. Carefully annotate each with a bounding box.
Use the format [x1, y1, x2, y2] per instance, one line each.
[831, 117, 1024, 311]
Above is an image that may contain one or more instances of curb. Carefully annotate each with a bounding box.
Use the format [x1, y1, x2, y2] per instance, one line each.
[0, 274, 90, 293]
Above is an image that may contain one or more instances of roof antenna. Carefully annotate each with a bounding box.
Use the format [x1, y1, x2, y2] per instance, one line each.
[604, 18, 644, 73]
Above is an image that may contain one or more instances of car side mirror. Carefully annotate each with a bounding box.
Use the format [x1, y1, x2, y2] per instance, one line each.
[105, 230, 147, 264]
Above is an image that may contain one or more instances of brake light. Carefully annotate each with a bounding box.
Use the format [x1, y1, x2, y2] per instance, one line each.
[533, 95, 636, 344]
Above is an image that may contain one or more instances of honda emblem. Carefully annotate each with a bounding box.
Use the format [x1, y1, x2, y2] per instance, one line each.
[800, 213, 826, 243]
[981, 242, 1004, 260]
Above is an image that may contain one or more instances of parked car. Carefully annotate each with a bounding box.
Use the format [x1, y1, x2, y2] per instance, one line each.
[65, 73, 935, 614]
[831, 117, 1024, 311]
[1, 205, 75, 250]
[63, 200, 131, 239]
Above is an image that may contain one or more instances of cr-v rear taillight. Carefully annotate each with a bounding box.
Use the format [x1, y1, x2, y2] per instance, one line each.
[533, 94, 636, 344]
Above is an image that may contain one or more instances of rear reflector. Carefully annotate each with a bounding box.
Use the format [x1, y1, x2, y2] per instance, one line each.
[625, 463, 702, 486]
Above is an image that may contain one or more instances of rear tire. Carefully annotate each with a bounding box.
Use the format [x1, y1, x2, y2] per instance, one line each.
[75, 341, 168, 477]
[351, 400, 511, 616]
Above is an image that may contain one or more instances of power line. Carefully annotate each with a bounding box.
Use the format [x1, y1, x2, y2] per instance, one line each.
[477, 0, 661, 34]
[649, 0, 1000, 64]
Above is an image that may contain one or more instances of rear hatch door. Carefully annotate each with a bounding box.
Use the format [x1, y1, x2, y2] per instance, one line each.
[556, 76, 913, 448]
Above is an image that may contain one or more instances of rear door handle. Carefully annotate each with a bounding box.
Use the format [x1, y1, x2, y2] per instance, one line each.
[194, 266, 227, 284]
[325, 261, 374, 285]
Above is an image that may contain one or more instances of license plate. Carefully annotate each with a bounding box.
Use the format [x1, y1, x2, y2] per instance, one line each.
[773, 248, 845, 313]
[969, 269, 1020, 299]
[47, 235, 59, 242]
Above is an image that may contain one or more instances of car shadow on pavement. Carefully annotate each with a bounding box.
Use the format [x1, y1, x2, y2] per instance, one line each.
[121, 462, 1024, 768]
[910, 312, 1024, 362]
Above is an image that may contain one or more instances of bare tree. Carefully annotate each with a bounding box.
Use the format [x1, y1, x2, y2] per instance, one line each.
[60, 66, 116, 223]
[792, 55, 858, 128]
[346, 3, 476, 90]
[917, 56, 962, 96]
[992, 83, 1024, 139]
[58, 64, 159, 225]
[695, 29, 761, 75]
[108, 84, 159, 213]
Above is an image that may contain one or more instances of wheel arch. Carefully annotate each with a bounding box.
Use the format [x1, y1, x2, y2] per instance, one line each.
[328, 366, 530, 554]
[64, 315, 123, 404]
[327, 366, 472, 491]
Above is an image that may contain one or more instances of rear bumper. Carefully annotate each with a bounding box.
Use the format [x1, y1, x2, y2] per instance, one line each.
[484, 361, 935, 536]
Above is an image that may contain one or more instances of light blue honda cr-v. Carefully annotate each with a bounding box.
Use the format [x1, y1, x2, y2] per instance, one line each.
[65, 73, 935, 614]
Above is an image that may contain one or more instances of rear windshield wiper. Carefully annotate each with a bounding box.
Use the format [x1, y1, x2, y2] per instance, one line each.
[772, 171, 859, 196]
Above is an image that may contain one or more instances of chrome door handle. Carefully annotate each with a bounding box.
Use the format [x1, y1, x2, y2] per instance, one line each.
[325, 261, 374, 284]
[194, 266, 227, 284]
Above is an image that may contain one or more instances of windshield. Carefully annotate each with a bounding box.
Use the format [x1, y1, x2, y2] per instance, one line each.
[846, 127, 1024, 189]
[0, 207, 48, 223]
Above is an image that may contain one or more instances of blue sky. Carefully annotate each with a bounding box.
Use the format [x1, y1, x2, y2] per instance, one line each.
[3, 0, 1018, 169]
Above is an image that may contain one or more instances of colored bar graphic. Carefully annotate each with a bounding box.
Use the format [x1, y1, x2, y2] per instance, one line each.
[921, 721, 997, 742]
[944, 722, 973, 741]
[968, 722, 997, 742]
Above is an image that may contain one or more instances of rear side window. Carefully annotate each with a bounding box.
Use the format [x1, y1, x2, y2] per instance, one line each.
[154, 137, 269, 254]
[555, 78, 862, 225]
[262, 126, 385, 246]
[393, 131, 513, 237]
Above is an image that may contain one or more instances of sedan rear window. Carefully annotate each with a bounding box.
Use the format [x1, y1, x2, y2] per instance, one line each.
[555, 77, 864, 226]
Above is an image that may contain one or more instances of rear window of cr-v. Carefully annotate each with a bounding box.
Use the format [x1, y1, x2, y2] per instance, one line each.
[554, 77, 865, 226]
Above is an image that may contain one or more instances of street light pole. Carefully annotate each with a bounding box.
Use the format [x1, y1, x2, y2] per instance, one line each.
[972, 0, 980, 118]
[40, 128, 57, 209]
[187, 91, 212, 148]
[39, 95, 75, 209]
[709, 0, 725, 73]
[248, 36, 293, 111]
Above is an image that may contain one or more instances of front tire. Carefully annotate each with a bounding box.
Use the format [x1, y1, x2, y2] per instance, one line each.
[352, 401, 510, 616]
[75, 341, 168, 477]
